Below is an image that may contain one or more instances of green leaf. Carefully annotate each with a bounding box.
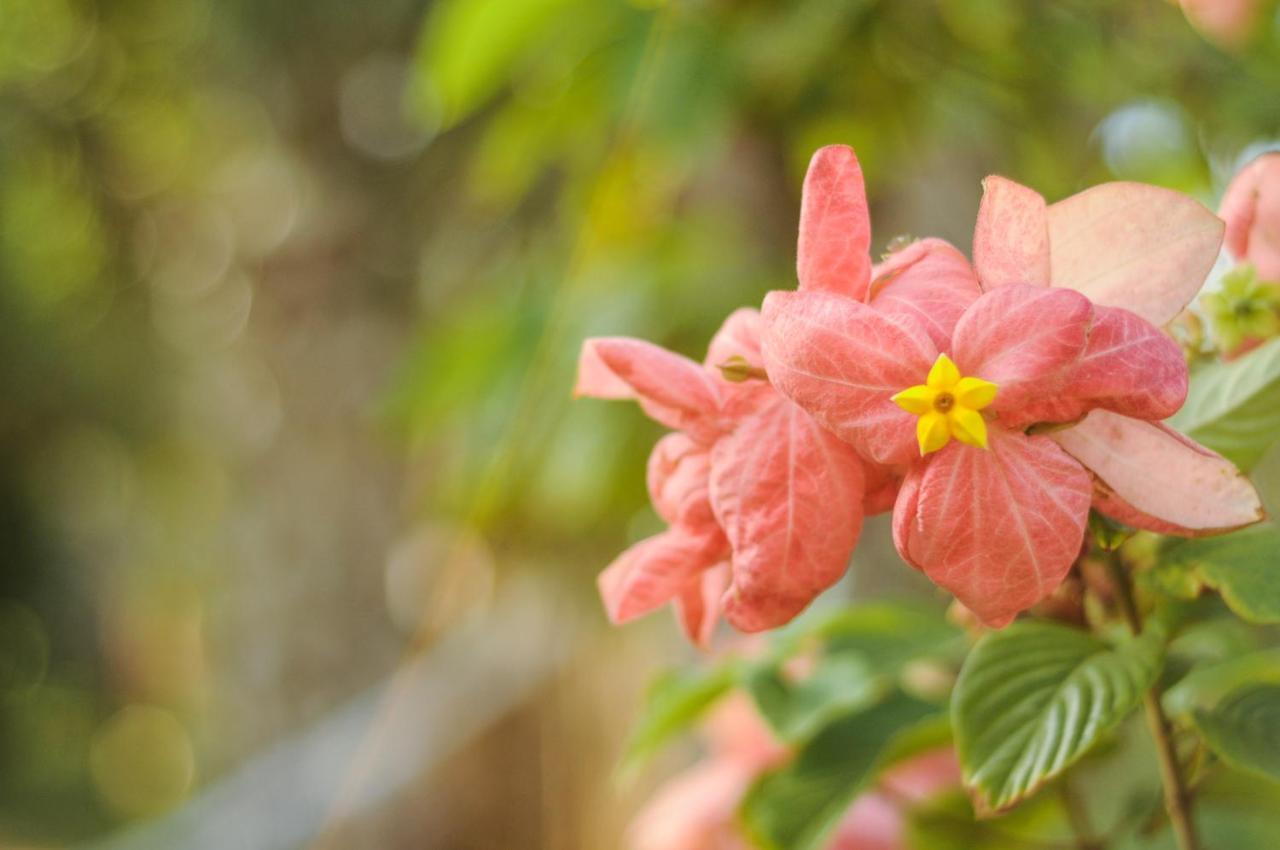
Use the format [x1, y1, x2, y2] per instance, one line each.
[739, 692, 937, 850]
[1117, 766, 1280, 849]
[810, 601, 962, 667]
[1168, 337, 1280, 470]
[621, 662, 737, 771]
[415, 0, 590, 127]
[744, 653, 882, 745]
[1163, 648, 1280, 719]
[953, 622, 1164, 814]
[1162, 649, 1280, 783]
[1191, 683, 1280, 782]
[1157, 526, 1280, 624]
[906, 787, 1070, 850]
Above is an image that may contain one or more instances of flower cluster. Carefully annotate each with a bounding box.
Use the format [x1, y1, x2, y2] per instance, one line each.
[577, 145, 1264, 637]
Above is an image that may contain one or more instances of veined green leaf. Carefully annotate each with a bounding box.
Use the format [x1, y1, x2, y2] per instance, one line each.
[953, 622, 1164, 814]
[1169, 337, 1280, 470]
[1192, 684, 1280, 783]
[739, 693, 937, 850]
[1162, 649, 1280, 782]
[1163, 648, 1280, 718]
[1157, 526, 1280, 624]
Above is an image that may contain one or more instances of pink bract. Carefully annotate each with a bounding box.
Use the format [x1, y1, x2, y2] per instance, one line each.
[577, 307, 883, 639]
[1220, 152, 1280, 282]
[763, 145, 1260, 626]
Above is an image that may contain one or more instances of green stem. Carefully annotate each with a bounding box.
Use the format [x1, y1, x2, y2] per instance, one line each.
[1104, 555, 1200, 850]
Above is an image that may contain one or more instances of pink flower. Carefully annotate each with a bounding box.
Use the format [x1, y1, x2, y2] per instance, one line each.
[1175, 0, 1265, 49]
[1219, 152, 1280, 282]
[762, 146, 1262, 627]
[576, 309, 888, 637]
[629, 695, 958, 850]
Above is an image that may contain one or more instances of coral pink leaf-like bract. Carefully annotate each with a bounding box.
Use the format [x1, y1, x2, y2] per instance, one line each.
[1004, 305, 1189, 428]
[762, 289, 937, 466]
[895, 428, 1092, 627]
[796, 145, 873, 299]
[710, 399, 866, 632]
[951, 284, 1092, 416]
[673, 562, 732, 648]
[868, 238, 982, 350]
[598, 529, 727, 625]
[577, 338, 724, 442]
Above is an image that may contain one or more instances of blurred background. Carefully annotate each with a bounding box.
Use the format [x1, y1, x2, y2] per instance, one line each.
[2, 0, 1279, 847]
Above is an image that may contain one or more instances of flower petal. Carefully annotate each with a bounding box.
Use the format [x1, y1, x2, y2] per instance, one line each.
[796, 145, 873, 299]
[948, 407, 988, 449]
[710, 399, 866, 632]
[1050, 410, 1264, 536]
[973, 176, 1050, 291]
[1046, 182, 1225, 326]
[762, 289, 938, 465]
[1003, 305, 1188, 428]
[917, 410, 951, 455]
[950, 284, 1092, 416]
[894, 428, 1092, 627]
[891, 384, 936, 415]
[954, 376, 998, 409]
[869, 238, 982, 349]
[577, 337, 725, 442]
[927, 353, 961, 390]
[673, 562, 730, 649]
[598, 529, 727, 625]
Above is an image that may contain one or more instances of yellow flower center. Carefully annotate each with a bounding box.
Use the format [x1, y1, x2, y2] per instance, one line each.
[890, 353, 998, 456]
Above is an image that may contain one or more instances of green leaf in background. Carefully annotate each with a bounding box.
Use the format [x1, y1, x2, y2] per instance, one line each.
[416, 0, 590, 127]
[739, 692, 937, 850]
[906, 787, 1070, 850]
[1156, 526, 1280, 624]
[744, 653, 882, 745]
[953, 622, 1164, 814]
[1191, 683, 1280, 783]
[1163, 648, 1280, 718]
[621, 662, 737, 772]
[1117, 766, 1280, 849]
[1169, 337, 1280, 470]
[1161, 648, 1280, 783]
[809, 601, 962, 668]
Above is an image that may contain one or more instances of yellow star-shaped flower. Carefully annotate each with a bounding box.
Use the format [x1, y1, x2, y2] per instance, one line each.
[890, 353, 998, 456]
